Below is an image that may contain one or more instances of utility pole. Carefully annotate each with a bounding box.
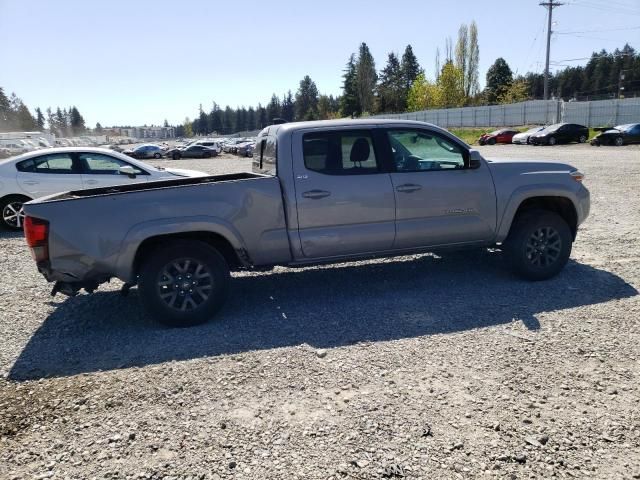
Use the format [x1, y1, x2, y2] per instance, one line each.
[540, 0, 563, 100]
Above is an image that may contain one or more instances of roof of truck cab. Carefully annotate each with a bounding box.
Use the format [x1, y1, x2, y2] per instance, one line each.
[260, 118, 444, 136]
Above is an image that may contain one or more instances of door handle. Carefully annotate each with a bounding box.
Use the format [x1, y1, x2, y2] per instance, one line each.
[85, 180, 99, 185]
[22, 180, 39, 185]
[395, 183, 422, 193]
[302, 190, 331, 199]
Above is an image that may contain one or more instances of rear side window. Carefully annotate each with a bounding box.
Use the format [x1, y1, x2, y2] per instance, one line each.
[252, 135, 277, 176]
[303, 130, 379, 175]
[16, 153, 76, 173]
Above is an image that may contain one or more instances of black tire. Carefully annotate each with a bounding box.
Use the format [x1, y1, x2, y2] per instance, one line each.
[578, 134, 587, 143]
[138, 240, 230, 327]
[1, 195, 30, 231]
[487, 137, 497, 145]
[504, 210, 572, 281]
[153, 153, 161, 159]
[548, 136, 557, 146]
[615, 137, 624, 147]
[172, 152, 181, 160]
[203, 152, 211, 158]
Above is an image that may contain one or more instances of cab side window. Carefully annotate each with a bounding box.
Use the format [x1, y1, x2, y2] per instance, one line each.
[303, 130, 379, 175]
[387, 129, 466, 172]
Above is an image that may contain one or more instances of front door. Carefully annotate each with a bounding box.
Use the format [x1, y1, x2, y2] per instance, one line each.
[292, 128, 396, 258]
[76, 152, 150, 188]
[383, 128, 497, 249]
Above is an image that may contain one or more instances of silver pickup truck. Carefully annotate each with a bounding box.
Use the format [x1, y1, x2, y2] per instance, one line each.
[23, 119, 590, 327]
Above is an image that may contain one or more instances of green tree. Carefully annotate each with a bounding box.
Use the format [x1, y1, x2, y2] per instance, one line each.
[401, 44, 422, 95]
[256, 104, 267, 129]
[438, 62, 465, 107]
[295, 75, 319, 121]
[222, 106, 235, 134]
[247, 106, 256, 130]
[340, 54, 360, 117]
[485, 57, 513, 103]
[35, 107, 45, 130]
[266, 94, 281, 124]
[95, 122, 103, 133]
[163, 119, 169, 127]
[0, 87, 12, 130]
[407, 73, 441, 111]
[281, 91, 295, 122]
[209, 102, 223, 134]
[197, 104, 208, 134]
[45, 107, 56, 133]
[355, 43, 377, 114]
[183, 117, 193, 137]
[498, 78, 530, 104]
[467, 21, 480, 97]
[377, 52, 405, 113]
[69, 106, 85, 134]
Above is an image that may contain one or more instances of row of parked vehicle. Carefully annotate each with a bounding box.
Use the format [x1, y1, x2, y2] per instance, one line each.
[477, 122, 640, 146]
[121, 137, 257, 161]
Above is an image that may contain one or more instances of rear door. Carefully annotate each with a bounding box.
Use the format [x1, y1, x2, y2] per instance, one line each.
[383, 128, 497, 249]
[291, 128, 396, 258]
[77, 152, 150, 188]
[16, 152, 84, 197]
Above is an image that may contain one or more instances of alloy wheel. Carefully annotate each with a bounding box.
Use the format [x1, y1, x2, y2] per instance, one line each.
[2, 202, 25, 229]
[525, 227, 562, 268]
[156, 258, 214, 312]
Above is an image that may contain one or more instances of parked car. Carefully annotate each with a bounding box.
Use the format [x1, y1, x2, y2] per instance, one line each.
[0, 147, 206, 230]
[236, 141, 255, 157]
[222, 139, 246, 154]
[590, 123, 640, 146]
[0, 148, 11, 159]
[164, 145, 218, 160]
[0, 142, 31, 155]
[512, 126, 546, 145]
[478, 129, 520, 145]
[194, 140, 222, 154]
[123, 144, 164, 159]
[529, 123, 589, 146]
[23, 119, 589, 327]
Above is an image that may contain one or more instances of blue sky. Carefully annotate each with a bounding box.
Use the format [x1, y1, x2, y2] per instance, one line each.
[1, 0, 638, 127]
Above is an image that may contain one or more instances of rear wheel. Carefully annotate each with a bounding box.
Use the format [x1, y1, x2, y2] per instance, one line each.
[615, 136, 624, 147]
[504, 210, 572, 281]
[172, 152, 181, 160]
[203, 151, 211, 158]
[138, 240, 230, 327]
[548, 136, 557, 146]
[578, 134, 587, 143]
[153, 152, 161, 159]
[1, 195, 30, 231]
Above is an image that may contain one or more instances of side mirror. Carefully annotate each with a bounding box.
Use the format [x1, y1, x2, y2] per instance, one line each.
[119, 165, 137, 178]
[468, 150, 483, 169]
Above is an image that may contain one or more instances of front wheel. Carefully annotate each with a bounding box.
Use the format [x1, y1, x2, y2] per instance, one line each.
[578, 134, 587, 143]
[172, 152, 181, 160]
[615, 137, 624, 147]
[504, 211, 572, 281]
[487, 137, 496, 145]
[138, 240, 230, 327]
[153, 153, 162, 159]
[548, 136, 557, 146]
[1, 196, 29, 231]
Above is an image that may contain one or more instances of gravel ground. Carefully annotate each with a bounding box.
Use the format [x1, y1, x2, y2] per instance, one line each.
[1, 145, 639, 479]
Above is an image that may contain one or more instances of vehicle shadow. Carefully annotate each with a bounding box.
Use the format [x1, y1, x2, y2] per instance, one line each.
[8, 251, 637, 381]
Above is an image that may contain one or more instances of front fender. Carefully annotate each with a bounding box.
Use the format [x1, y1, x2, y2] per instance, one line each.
[495, 183, 584, 243]
[114, 216, 248, 281]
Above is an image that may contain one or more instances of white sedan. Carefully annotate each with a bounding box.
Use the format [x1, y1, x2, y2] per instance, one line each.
[0, 147, 207, 230]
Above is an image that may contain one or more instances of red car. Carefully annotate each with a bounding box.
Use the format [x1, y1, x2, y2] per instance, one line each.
[478, 128, 519, 145]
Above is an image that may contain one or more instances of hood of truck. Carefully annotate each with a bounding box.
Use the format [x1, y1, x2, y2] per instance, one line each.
[484, 157, 577, 174]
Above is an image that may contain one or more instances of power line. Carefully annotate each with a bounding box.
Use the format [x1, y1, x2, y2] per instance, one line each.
[555, 26, 640, 34]
[540, 0, 564, 100]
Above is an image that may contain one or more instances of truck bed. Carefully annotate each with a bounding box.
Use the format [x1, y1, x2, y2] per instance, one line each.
[42, 172, 267, 202]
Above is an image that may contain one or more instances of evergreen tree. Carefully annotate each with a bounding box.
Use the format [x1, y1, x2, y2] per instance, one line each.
[35, 107, 45, 130]
[355, 43, 377, 114]
[340, 54, 360, 117]
[69, 106, 85, 134]
[295, 75, 319, 121]
[401, 45, 422, 94]
[209, 102, 223, 134]
[95, 122, 103, 133]
[485, 57, 513, 103]
[266, 94, 281, 124]
[0, 87, 12, 130]
[377, 52, 405, 113]
[256, 104, 267, 129]
[45, 107, 56, 133]
[197, 104, 208, 134]
[281, 91, 295, 122]
[247, 106, 256, 130]
[163, 119, 169, 127]
[222, 106, 234, 134]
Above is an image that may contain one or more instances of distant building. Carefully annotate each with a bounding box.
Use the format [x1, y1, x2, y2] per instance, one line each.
[118, 126, 175, 139]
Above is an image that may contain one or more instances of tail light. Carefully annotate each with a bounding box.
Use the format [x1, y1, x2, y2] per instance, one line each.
[24, 216, 49, 262]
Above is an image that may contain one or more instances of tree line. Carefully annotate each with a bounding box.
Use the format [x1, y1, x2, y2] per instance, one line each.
[0, 87, 87, 135]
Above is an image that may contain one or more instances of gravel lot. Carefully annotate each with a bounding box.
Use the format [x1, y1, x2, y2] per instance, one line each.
[1, 144, 639, 479]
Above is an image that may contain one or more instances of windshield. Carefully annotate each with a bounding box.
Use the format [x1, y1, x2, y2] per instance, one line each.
[542, 123, 562, 132]
[525, 126, 544, 134]
[614, 124, 634, 131]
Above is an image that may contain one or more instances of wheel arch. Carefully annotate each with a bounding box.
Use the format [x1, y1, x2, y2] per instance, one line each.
[506, 196, 578, 240]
